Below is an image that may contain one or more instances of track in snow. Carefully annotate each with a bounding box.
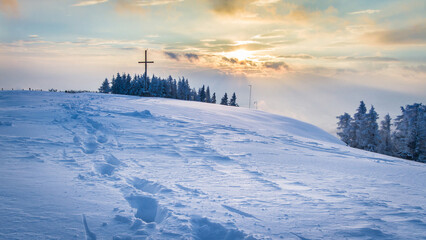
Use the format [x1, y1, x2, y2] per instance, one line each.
[0, 91, 425, 240]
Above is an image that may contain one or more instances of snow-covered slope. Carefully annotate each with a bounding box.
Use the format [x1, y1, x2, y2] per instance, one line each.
[0, 91, 425, 240]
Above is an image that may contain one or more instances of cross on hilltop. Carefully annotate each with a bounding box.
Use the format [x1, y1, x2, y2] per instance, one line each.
[138, 49, 154, 90]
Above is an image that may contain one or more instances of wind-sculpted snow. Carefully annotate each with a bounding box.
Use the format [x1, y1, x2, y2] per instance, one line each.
[0, 91, 425, 239]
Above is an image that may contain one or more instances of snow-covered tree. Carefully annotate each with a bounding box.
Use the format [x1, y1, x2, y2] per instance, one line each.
[111, 73, 122, 94]
[99, 78, 110, 93]
[103, 73, 218, 106]
[123, 74, 132, 95]
[336, 113, 353, 145]
[206, 86, 211, 103]
[211, 93, 216, 104]
[378, 114, 393, 155]
[229, 92, 238, 107]
[198, 85, 206, 102]
[352, 101, 368, 149]
[365, 106, 380, 152]
[220, 93, 228, 105]
[393, 103, 426, 162]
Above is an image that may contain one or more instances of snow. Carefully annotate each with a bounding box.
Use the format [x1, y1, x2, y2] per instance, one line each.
[0, 90, 425, 240]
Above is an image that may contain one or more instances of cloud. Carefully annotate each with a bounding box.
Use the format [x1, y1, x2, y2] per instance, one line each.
[404, 65, 426, 73]
[164, 52, 201, 62]
[114, 0, 183, 13]
[208, 0, 253, 15]
[135, 0, 184, 7]
[222, 57, 256, 66]
[263, 61, 289, 70]
[363, 24, 426, 45]
[281, 54, 313, 59]
[349, 9, 380, 15]
[0, 0, 19, 17]
[115, 0, 145, 14]
[222, 57, 238, 64]
[251, 0, 279, 6]
[344, 56, 398, 62]
[72, 0, 108, 7]
[184, 53, 199, 62]
[164, 51, 180, 61]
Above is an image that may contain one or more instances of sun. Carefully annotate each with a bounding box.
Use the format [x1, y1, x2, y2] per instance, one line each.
[224, 49, 253, 61]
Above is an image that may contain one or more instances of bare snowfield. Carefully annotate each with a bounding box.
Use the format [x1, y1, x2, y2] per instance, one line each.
[0, 91, 425, 240]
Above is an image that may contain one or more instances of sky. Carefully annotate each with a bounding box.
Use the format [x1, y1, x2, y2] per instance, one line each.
[0, 0, 425, 134]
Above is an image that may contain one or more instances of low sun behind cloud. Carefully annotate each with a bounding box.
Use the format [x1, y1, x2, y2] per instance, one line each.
[0, 0, 19, 17]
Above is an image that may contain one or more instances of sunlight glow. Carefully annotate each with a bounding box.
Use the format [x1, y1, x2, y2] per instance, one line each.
[224, 49, 254, 61]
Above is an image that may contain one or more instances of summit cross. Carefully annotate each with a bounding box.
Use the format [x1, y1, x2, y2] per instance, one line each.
[138, 49, 154, 90]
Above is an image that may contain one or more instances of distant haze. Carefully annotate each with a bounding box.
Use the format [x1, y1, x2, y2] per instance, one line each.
[1, 0, 425, 134]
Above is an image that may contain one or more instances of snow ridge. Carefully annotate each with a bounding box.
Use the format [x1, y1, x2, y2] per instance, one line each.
[0, 91, 425, 239]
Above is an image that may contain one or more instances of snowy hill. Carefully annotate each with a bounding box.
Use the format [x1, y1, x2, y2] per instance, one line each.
[0, 91, 425, 240]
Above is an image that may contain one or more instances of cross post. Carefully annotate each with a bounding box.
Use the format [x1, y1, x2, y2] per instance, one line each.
[138, 49, 154, 90]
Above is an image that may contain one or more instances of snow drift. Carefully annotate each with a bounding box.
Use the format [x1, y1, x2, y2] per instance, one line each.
[0, 91, 425, 239]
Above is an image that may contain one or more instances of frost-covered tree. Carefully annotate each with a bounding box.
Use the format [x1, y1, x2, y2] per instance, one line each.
[103, 73, 217, 105]
[206, 86, 211, 103]
[365, 106, 380, 152]
[352, 101, 368, 149]
[393, 103, 426, 162]
[123, 74, 132, 95]
[229, 92, 238, 107]
[211, 93, 216, 104]
[99, 78, 110, 93]
[336, 113, 353, 145]
[198, 85, 206, 102]
[111, 73, 122, 94]
[220, 93, 228, 105]
[378, 114, 393, 155]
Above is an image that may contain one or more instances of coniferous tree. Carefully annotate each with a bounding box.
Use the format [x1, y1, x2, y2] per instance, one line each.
[352, 101, 368, 149]
[336, 113, 353, 145]
[102, 73, 218, 107]
[220, 93, 228, 105]
[365, 106, 380, 152]
[190, 88, 198, 101]
[229, 92, 238, 107]
[199, 85, 206, 102]
[393, 103, 426, 162]
[123, 74, 132, 95]
[99, 78, 110, 93]
[206, 86, 211, 103]
[111, 73, 122, 94]
[211, 93, 216, 104]
[378, 114, 393, 155]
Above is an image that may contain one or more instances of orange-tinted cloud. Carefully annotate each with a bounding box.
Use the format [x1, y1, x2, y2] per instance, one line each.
[263, 61, 289, 71]
[114, 0, 183, 14]
[72, 0, 108, 7]
[0, 0, 19, 17]
[208, 0, 253, 15]
[363, 24, 426, 45]
[115, 0, 146, 14]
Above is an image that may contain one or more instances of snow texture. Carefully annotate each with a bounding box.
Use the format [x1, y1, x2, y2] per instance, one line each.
[0, 91, 425, 240]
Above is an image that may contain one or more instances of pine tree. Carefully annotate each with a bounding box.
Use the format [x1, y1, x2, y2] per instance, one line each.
[365, 106, 379, 152]
[206, 86, 211, 103]
[123, 74, 132, 95]
[352, 101, 368, 149]
[99, 78, 110, 93]
[111, 73, 122, 94]
[393, 103, 426, 162]
[220, 93, 228, 105]
[211, 93, 216, 104]
[229, 92, 238, 107]
[336, 113, 353, 145]
[378, 114, 393, 155]
[199, 85, 206, 102]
